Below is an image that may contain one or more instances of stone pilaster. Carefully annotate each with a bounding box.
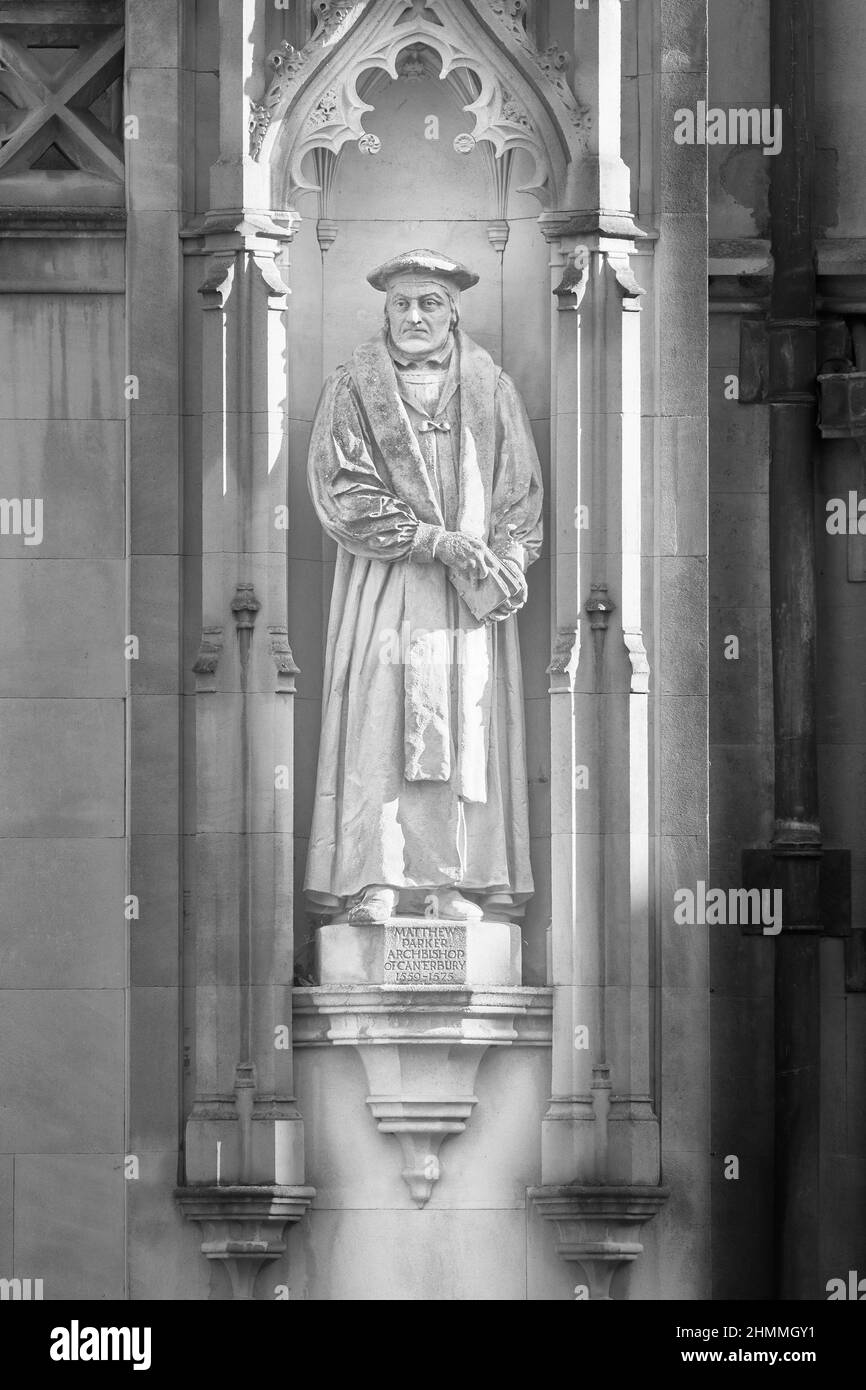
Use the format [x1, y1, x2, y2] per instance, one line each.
[530, 0, 669, 1293]
[176, 0, 312, 1297]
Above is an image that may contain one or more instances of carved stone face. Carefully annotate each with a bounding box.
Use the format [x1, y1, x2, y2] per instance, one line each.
[384, 276, 454, 359]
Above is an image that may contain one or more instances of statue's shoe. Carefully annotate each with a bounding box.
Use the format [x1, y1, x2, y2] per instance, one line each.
[348, 886, 398, 925]
[425, 888, 483, 922]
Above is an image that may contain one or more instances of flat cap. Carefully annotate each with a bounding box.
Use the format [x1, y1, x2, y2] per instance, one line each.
[367, 247, 479, 292]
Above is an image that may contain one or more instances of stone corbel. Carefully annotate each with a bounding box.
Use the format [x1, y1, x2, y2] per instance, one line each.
[175, 1186, 315, 1300]
[268, 625, 299, 694]
[529, 1185, 670, 1300]
[294, 984, 552, 1207]
[547, 625, 581, 693]
[193, 627, 224, 692]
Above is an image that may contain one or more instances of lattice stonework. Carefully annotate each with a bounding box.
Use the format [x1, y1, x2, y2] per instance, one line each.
[0, 0, 124, 208]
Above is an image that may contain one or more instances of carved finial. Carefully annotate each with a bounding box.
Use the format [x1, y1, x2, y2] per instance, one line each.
[487, 219, 510, 255]
[231, 584, 261, 630]
[316, 218, 339, 254]
[585, 583, 615, 631]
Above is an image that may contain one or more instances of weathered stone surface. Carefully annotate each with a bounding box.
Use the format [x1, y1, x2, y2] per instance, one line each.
[317, 917, 521, 987]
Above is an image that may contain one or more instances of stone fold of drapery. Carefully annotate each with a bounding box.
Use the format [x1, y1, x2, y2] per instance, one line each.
[305, 328, 542, 903]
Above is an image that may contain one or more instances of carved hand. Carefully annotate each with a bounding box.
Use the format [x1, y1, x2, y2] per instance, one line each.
[435, 529, 503, 580]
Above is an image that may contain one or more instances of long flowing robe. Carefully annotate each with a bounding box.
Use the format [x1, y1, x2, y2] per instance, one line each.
[304, 327, 543, 909]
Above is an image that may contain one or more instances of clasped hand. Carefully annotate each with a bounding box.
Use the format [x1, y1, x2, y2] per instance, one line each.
[435, 529, 500, 579]
[436, 529, 528, 622]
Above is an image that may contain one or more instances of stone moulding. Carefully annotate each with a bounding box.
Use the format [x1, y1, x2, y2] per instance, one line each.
[175, 1184, 316, 1300]
[529, 1184, 670, 1300]
[256, 0, 585, 209]
[294, 984, 552, 1206]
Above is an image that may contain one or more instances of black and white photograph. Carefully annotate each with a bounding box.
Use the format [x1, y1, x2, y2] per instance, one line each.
[0, 0, 863, 1358]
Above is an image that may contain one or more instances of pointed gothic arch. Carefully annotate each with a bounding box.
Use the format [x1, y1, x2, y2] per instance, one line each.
[251, 0, 589, 212]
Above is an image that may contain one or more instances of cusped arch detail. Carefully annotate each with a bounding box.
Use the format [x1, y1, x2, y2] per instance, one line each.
[254, 0, 589, 212]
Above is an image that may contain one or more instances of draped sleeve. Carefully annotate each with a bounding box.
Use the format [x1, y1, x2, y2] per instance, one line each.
[490, 370, 544, 571]
[307, 367, 436, 562]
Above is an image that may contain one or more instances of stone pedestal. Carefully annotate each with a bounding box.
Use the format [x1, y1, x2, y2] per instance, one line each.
[317, 917, 521, 987]
[307, 915, 529, 1204]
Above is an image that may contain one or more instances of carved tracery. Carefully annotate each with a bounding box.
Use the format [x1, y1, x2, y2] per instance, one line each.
[254, 0, 588, 211]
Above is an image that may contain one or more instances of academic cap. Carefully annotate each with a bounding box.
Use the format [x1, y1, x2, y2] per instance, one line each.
[366, 248, 480, 292]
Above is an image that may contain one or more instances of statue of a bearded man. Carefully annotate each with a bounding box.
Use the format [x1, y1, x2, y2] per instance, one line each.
[305, 249, 543, 926]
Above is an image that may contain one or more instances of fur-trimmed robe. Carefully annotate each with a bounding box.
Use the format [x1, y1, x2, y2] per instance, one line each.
[304, 328, 543, 908]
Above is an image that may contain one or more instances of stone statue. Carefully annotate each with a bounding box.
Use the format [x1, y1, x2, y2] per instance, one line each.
[305, 248, 543, 927]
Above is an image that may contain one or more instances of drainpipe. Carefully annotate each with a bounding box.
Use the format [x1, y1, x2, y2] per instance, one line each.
[767, 0, 822, 1301]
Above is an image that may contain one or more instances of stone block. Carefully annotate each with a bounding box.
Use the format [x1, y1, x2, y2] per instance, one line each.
[126, 70, 181, 212]
[13, 1154, 125, 1300]
[659, 78, 708, 217]
[524, 836, 551, 986]
[127, 0, 181, 69]
[660, 556, 708, 695]
[0, 420, 124, 558]
[660, 834, 710, 990]
[710, 379, 769, 496]
[710, 604, 772, 746]
[0, 1155, 12, 1274]
[817, 606, 866, 745]
[287, 1207, 526, 1300]
[659, 985, 710, 1151]
[640, 1143, 711, 1300]
[710, 1142, 774, 1299]
[525, 1192, 582, 1300]
[129, 696, 181, 837]
[709, 491, 770, 607]
[0, 296, 124, 421]
[656, 218, 709, 417]
[0, 698, 123, 838]
[709, 741, 774, 850]
[127, 213, 181, 416]
[129, 988, 180, 1152]
[130, 556, 181, 695]
[130, 834, 181, 987]
[525, 693, 551, 837]
[193, 73, 220, 212]
[845, 997, 866, 1156]
[518, 555, 551, 702]
[0, 991, 124, 1153]
[710, 994, 774, 1154]
[659, 695, 709, 836]
[130, 414, 181, 556]
[0, 560, 124, 698]
[317, 918, 521, 987]
[0, 838, 125, 988]
[128, 1151, 210, 1301]
[659, 414, 709, 557]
